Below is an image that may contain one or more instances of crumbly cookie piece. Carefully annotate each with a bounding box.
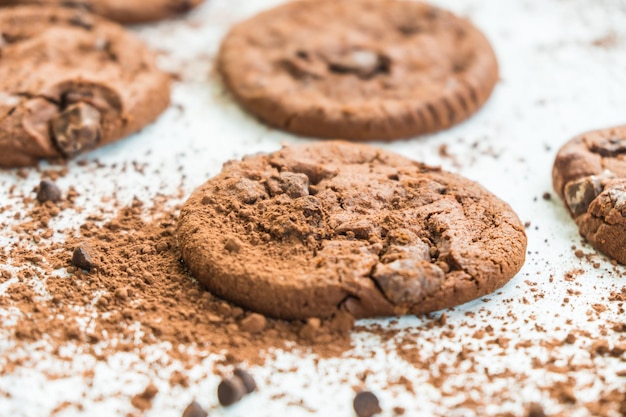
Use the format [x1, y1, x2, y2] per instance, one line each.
[178, 142, 526, 319]
[0, 0, 204, 24]
[0, 6, 170, 167]
[218, 0, 499, 141]
[553, 125, 626, 263]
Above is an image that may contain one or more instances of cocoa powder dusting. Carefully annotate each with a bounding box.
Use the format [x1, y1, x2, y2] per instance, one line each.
[2, 191, 353, 368]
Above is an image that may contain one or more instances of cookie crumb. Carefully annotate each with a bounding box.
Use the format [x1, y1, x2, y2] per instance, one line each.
[130, 382, 158, 411]
[239, 313, 267, 334]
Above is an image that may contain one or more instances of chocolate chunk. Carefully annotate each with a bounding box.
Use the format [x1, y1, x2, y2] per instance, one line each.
[266, 172, 310, 198]
[72, 245, 95, 271]
[233, 368, 257, 394]
[327, 50, 390, 79]
[563, 176, 604, 217]
[217, 376, 247, 406]
[50, 102, 102, 157]
[373, 260, 444, 307]
[182, 401, 208, 417]
[353, 391, 382, 417]
[589, 137, 626, 157]
[36, 180, 62, 203]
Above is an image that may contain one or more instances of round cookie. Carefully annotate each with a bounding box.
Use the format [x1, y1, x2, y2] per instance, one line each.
[0, 6, 170, 167]
[217, 0, 499, 141]
[178, 141, 526, 320]
[553, 125, 626, 263]
[0, 0, 204, 24]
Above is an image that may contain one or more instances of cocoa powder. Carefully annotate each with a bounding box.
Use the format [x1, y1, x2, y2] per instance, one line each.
[1, 188, 353, 370]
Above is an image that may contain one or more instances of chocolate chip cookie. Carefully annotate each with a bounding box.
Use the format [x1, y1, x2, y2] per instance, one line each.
[218, 0, 499, 141]
[553, 125, 626, 263]
[178, 142, 526, 320]
[0, 0, 204, 24]
[0, 6, 170, 167]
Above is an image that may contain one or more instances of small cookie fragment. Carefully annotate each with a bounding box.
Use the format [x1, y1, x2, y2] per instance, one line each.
[36, 180, 62, 203]
[553, 125, 626, 263]
[218, 0, 499, 141]
[178, 141, 527, 319]
[353, 391, 382, 417]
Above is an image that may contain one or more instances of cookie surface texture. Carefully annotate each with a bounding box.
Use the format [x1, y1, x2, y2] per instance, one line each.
[553, 125, 626, 263]
[0, 0, 204, 23]
[0, 6, 170, 167]
[178, 142, 526, 320]
[218, 0, 499, 141]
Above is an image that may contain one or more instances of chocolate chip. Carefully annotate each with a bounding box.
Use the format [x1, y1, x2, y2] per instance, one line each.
[72, 245, 94, 270]
[564, 176, 604, 217]
[50, 102, 101, 157]
[217, 376, 247, 406]
[353, 391, 382, 417]
[233, 368, 257, 394]
[182, 401, 208, 417]
[36, 180, 62, 203]
[526, 402, 546, 417]
[327, 50, 390, 79]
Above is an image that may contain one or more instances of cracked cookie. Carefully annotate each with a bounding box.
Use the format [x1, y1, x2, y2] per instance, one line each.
[0, 0, 204, 24]
[553, 125, 626, 263]
[177, 141, 527, 319]
[217, 0, 499, 141]
[0, 6, 170, 167]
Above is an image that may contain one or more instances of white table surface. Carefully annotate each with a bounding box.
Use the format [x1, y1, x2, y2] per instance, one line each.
[1, 0, 626, 416]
